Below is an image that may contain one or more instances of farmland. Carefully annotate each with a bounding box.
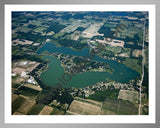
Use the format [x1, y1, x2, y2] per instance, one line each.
[118, 89, 139, 103]
[101, 97, 138, 115]
[12, 95, 26, 114]
[39, 105, 53, 115]
[67, 99, 102, 115]
[27, 104, 45, 115]
[17, 98, 36, 114]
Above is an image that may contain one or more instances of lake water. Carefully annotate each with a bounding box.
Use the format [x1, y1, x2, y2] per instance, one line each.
[37, 42, 139, 88]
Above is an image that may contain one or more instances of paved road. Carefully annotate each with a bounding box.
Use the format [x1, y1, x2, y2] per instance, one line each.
[138, 19, 146, 115]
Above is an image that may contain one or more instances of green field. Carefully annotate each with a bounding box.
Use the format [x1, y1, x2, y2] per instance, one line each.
[12, 96, 26, 114]
[18, 86, 40, 98]
[104, 24, 116, 28]
[102, 97, 138, 115]
[105, 46, 122, 54]
[123, 58, 142, 74]
[50, 107, 65, 115]
[27, 104, 45, 115]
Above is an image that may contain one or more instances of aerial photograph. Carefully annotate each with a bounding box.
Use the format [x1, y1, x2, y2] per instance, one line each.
[11, 11, 149, 115]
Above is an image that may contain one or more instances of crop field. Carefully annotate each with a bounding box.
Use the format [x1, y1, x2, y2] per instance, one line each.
[68, 99, 102, 115]
[12, 76, 25, 85]
[33, 27, 47, 33]
[50, 107, 65, 115]
[74, 97, 102, 107]
[104, 23, 116, 28]
[132, 49, 142, 57]
[18, 86, 40, 98]
[105, 45, 122, 54]
[12, 96, 26, 114]
[12, 94, 19, 103]
[123, 58, 142, 74]
[39, 105, 53, 115]
[13, 111, 24, 115]
[14, 25, 32, 33]
[105, 39, 125, 47]
[23, 84, 42, 91]
[12, 39, 33, 45]
[82, 23, 104, 38]
[101, 97, 138, 115]
[118, 89, 139, 103]
[12, 61, 40, 75]
[17, 98, 36, 114]
[27, 104, 45, 115]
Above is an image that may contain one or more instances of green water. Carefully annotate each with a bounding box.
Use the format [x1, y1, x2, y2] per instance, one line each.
[40, 55, 139, 88]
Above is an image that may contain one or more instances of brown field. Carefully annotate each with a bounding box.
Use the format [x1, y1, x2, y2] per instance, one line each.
[118, 89, 138, 103]
[39, 106, 53, 115]
[74, 97, 102, 107]
[17, 98, 36, 114]
[12, 61, 40, 75]
[126, 42, 134, 45]
[33, 43, 40, 46]
[96, 39, 125, 47]
[132, 49, 142, 57]
[68, 100, 101, 115]
[12, 39, 33, 45]
[12, 94, 19, 103]
[12, 77, 25, 84]
[118, 53, 129, 57]
[12, 67, 26, 75]
[82, 23, 104, 38]
[100, 109, 116, 115]
[66, 111, 80, 115]
[13, 111, 24, 115]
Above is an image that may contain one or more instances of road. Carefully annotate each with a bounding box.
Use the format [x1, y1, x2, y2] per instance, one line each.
[138, 18, 146, 115]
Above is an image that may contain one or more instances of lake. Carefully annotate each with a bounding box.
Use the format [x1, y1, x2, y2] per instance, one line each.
[37, 42, 139, 88]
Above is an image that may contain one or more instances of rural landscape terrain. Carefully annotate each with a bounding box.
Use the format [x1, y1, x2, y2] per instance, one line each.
[12, 11, 149, 115]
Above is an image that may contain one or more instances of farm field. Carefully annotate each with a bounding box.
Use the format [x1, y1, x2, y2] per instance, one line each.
[101, 97, 138, 115]
[23, 84, 42, 91]
[18, 86, 40, 98]
[74, 97, 102, 107]
[68, 98, 102, 115]
[12, 96, 26, 114]
[39, 105, 53, 115]
[17, 98, 36, 114]
[12, 94, 19, 103]
[50, 107, 65, 115]
[12, 60, 40, 75]
[118, 89, 139, 103]
[27, 104, 45, 115]
[13, 111, 24, 115]
[123, 58, 142, 74]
